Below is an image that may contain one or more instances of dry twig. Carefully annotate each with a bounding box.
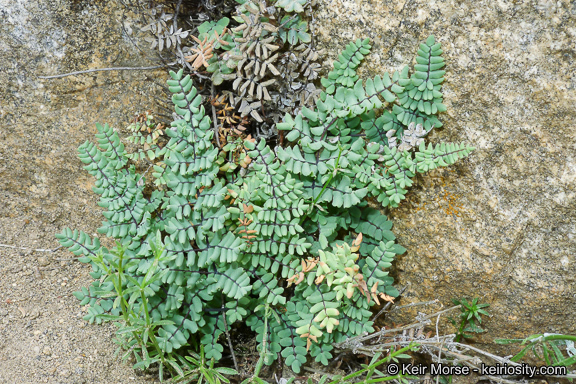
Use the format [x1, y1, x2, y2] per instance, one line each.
[0, 243, 62, 253]
[38, 64, 172, 79]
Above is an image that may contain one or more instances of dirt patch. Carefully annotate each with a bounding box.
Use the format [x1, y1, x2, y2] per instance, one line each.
[0, 227, 158, 383]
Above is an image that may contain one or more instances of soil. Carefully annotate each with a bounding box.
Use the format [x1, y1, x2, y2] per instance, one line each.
[0, 226, 158, 383]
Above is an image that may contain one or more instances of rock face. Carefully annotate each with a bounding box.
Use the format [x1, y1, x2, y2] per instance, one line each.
[313, 0, 576, 346]
[0, 0, 163, 382]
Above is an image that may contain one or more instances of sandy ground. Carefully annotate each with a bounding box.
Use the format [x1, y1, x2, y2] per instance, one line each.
[0, 221, 160, 383]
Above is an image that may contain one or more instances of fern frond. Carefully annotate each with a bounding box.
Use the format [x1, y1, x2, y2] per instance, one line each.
[321, 38, 371, 93]
[56, 228, 101, 260]
[59, 34, 474, 375]
[396, 35, 446, 117]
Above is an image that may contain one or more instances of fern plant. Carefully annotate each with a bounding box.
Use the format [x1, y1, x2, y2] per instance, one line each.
[57, 35, 474, 375]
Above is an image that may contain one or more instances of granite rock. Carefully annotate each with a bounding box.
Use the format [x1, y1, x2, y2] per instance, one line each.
[312, 0, 576, 347]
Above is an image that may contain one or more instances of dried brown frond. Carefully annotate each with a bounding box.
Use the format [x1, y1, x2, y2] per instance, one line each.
[301, 258, 318, 273]
[217, 102, 240, 126]
[232, 116, 250, 135]
[236, 217, 255, 243]
[211, 94, 245, 146]
[300, 332, 318, 352]
[286, 272, 305, 287]
[214, 28, 230, 47]
[210, 93, 227, 107]
[185, 35, 214, 70]
[129, 110, 167, 146]
[133, 110, 152, 125]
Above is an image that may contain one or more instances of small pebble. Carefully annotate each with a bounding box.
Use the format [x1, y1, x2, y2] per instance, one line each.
[37, 257, 50, 267]
[43, 346, 52, 356]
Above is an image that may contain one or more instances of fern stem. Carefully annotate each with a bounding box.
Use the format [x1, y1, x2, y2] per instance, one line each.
[113, 246, 144, 348]
[139, 288, 165, 362]
[252, 305, 269, 378]
[222, 295, 239, 372]
[311, 144, 343, 208]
